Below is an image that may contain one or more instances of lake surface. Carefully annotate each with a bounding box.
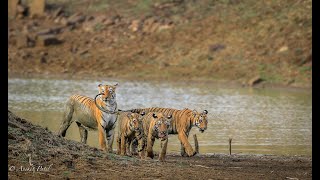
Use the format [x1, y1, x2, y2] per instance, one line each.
[8, 78, 312, 156]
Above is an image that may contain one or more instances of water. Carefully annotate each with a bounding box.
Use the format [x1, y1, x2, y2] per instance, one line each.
[8, 78, 312, 156]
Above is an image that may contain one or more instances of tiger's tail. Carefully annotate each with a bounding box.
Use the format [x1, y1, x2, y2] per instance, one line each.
[58, 98, 75, 137]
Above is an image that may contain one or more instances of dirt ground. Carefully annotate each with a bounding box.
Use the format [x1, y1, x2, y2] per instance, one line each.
[8, 111, 312, 179]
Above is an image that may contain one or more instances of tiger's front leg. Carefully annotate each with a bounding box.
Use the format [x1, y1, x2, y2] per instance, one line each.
[106, 128, 115, 153]
[98, 125, 107, 151]
[126, 138, 132, 156]
[180, 132, 189, 157]
[159, 139, 168, 162]
[146, 135, 155, 159]
[178, 132, 196, 157]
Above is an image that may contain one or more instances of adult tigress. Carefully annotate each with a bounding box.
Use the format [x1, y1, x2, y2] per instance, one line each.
[58, 83, 118, 153]
[129, 107, 208, 157]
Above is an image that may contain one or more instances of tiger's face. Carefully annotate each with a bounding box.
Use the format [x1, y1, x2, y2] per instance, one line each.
[152, 112, 172, 140]
[98, 83, 118, 101]
[192, 110, 208, 133]
[127, 112, 145, 132]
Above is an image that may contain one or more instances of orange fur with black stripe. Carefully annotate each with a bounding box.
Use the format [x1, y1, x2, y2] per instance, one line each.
[130, 107, 208, 157]
[58, 83, 118, 152]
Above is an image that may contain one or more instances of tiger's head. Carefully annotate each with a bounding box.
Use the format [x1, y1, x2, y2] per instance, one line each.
[127, 112, 145, 132]
[192, 110, 208, 133]
[151, 112, 172, 141]
[98, 83, 118, 101]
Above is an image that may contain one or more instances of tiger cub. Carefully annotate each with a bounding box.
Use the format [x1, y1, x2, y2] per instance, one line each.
[116, 111, 145, 157]
[140, 112, 172, 161]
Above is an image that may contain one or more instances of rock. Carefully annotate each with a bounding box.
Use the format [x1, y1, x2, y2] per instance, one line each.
[82, 21, 96, 32]
[79, 49, 89, 55]
[129, 20, 141, 32]
[29, 0, 46, 16]
[50, 26, 64, 34]
[248, 76, 263, 86]
[52, 7, 63, 18]
[16, 4, 27, 14]
[67, 13, 86, 26]
[16, 34, 29, 48]
[8, 0, 20, 19]
[286, 79, 295, 85]
[142, 18, 159, 33]
[17, 34, 35, 48]
[40, 56, 47, 63]
[36, 28, 52, 36]
[278, 46, 289, 53]
[36, 35, 61, 46]
[104, 18, 115, 26]
[36, 26, 64, 36]
[209, 44, 226, 52]
[60, 17, 68, 26]
[16, 13, 24, 19]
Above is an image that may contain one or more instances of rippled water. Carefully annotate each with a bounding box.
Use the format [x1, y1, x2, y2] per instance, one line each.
[8, 78, 312, 156]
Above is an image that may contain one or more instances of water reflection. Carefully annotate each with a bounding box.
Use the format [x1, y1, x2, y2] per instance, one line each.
[8, 78, 312, 156]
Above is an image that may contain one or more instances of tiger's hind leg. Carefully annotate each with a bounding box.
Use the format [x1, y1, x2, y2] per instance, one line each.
[180, 132, 189, 157]
[58, 102, 74, 137]
[116, 135, 121, 155]
[76, 122, 88, 144]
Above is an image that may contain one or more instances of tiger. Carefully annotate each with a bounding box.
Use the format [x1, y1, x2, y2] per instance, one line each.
[140, 112, 172, 161]
[58, 83, 118, 153]
[116, 111, 146, 158]
[129, 107, 208, 157]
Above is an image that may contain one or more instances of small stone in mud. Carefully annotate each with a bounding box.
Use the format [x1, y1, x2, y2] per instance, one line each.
[37, 35, 62, 46]
[248, 76, 263, 86]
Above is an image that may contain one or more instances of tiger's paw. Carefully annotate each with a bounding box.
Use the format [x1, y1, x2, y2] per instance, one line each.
[181, 151, 188, 157]
[186, 150, 196, 157]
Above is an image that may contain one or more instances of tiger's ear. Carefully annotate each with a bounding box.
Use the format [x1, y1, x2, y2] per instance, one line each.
[203, 110, 208, 115]
[98, 84, 104, 93]
[192, 109, 197, 117]
[127, 113, 133, 119]
[140, 111, 146, 116]
[167, 115, 172, 119]
[152, 113, 158, 118]
[113, 83, 118, 88]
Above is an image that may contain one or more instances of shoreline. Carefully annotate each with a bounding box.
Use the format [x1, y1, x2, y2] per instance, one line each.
[8, 72, 312, 93]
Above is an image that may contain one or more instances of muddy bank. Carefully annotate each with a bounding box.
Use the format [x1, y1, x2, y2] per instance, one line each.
[8, 110, 311, 179]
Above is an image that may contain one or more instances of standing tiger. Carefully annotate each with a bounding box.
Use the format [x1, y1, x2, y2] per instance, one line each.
[58, 83, 118, 153]
[116, 111, 145, 157]
[129, 107, 208, 157]
[140, 112, 172, 161]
